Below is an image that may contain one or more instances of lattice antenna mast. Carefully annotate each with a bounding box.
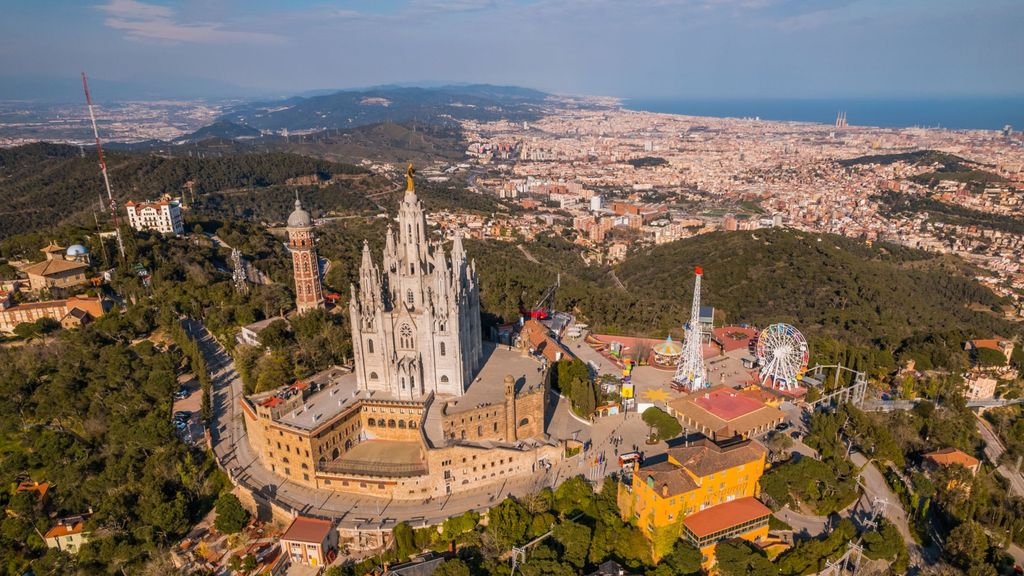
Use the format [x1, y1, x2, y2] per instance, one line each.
[82, 72, 125, 260]
[231, 248, 249, 294]
[673, 266, 707, 391]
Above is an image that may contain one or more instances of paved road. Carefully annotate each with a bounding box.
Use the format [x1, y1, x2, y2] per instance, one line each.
[849, 451, 944, 571]
[185, 319, 651, 531]
[775, 505, 829, 537]
[975, 415, 1024, 498]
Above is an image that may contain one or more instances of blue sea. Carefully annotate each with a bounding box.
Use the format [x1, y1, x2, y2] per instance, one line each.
[623, 97, 1024, 131]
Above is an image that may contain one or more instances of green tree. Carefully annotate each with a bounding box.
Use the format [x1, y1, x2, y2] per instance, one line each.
[256, 351, 293, 392]
[551, 520, 591, 568]
[259, 319, 292, 350]
[642, 407, 682, 441]
[659, 539, 702, 575]
[214, 493, 250, 534]
[488, 498, 529, 547]
[433, 558, 471, 576]
[552, 475, 595, 517]
[393, 522, 417, 559]
[944, 520, 989, 571]
[973, 347, 1007, 367]
[715, 540, 775, 576]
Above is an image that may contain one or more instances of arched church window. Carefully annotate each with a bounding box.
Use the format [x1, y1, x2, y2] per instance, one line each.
[440, 342, 446, 356]
[388, 419, 396, 428]
[410, 376, 415, 389]
[401, 377, 406, 389]
[399, 420, 407, 429]
[367, 339, 374, 354]
[400, 323, 412, 348]
[477, 425, 483, 437]
[369, 371, 378, 381]
[441, 375, 449, 384]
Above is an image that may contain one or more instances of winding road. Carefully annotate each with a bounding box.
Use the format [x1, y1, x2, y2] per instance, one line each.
[185, 319, 636, 532]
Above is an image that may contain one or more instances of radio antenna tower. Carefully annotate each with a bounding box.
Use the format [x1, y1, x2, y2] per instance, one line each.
[81, 72, 125, 261]
[231, 248, 249, 294]
[673, 266, 707, 392]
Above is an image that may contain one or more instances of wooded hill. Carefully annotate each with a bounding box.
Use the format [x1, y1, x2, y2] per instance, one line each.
[466, 228, 1019, 372]
[218, 84, 550, 131]
[0, 143, 381, 240]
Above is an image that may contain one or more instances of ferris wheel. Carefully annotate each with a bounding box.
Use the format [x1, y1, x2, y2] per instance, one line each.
[755, 323, 810, 390]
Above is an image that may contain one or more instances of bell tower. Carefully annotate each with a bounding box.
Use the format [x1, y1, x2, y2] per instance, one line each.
[287, 195, 325, 314]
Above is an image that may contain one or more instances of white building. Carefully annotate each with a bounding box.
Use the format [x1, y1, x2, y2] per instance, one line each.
[125, 198, 184, 235]
[348, 173, 483, 399]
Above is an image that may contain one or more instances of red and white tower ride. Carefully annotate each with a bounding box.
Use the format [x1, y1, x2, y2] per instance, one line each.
[673, 266, 708, 391]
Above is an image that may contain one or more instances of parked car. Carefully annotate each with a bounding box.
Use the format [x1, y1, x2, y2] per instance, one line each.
[173, 387, 190, 400]
[776, 422, 791, 432]
[173, 411, 192, 422]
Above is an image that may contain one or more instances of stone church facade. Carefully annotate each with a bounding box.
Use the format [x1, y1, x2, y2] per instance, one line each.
[348, 172, 483, 399]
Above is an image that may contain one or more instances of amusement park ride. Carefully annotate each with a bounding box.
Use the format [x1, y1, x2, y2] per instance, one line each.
[520, 274, 560, 320]
[755, 323, 810, 391]
[668, 266, 812, 394]
[672, 267, 708, 392]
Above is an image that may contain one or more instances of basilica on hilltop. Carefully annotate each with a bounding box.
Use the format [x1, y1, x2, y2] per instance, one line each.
[348, 166, 483, 399]
[241, 166, 558, 500]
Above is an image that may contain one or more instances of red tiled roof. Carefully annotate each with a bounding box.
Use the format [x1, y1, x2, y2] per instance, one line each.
[16, 481, 49, 499]
[924, 447, 980, 469]
[260, 396, 284, 408]
[281, 516, 333, 544]
[683, 497, 771, 538]
[44, 517, 87, 539]
[693, 388, 764, 421]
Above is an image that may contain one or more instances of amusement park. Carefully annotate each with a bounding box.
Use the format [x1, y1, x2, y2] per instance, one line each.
[553, 266, 869, 434]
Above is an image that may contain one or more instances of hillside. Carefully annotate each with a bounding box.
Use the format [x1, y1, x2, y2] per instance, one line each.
[260, 122, 466, 164]
[173, 120, 261, 143]
[218, 85, 550, 131]
[837, 150, 971, 168]
[0, 143, 382, 240]
[467, 229, 1019, 371]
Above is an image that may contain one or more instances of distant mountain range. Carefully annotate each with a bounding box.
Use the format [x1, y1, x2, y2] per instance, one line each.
[217, 84, 552, 131]
[111, 120, 466, 165]
[173, 121, 262, 144]
[101, 84, 558, 163]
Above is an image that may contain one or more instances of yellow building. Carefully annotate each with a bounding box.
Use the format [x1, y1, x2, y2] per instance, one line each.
[618, 436, 767, 562]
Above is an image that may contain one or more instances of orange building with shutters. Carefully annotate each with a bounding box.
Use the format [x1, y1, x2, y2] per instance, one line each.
[618, 436, 767, 563]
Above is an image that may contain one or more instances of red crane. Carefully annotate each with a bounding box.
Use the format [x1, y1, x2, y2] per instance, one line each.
[520, 274, 559, 320]
[82, 72, 125, 260]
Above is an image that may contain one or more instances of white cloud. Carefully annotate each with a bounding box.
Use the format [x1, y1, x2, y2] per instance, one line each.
[97, 0, 280, 44]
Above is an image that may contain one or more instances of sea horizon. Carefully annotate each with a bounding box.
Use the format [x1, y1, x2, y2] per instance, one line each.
[623, 96, 1024, 132]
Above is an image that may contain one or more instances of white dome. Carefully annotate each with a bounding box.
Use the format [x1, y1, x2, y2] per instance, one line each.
[287, 197, 312, 228]
[66, 244, 89, 256]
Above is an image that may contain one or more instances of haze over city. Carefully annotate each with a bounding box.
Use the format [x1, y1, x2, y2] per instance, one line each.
[3, 0, 1024, 101]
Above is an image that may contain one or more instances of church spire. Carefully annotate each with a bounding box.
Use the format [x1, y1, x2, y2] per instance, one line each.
[359, 240, 381, 310]
[451, 231, 465, 264]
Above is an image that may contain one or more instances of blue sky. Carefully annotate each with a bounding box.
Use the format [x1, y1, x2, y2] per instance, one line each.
[2, 0, 1023, 100]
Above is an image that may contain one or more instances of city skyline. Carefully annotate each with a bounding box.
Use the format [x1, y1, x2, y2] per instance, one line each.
[2, 0, 1023, 101]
